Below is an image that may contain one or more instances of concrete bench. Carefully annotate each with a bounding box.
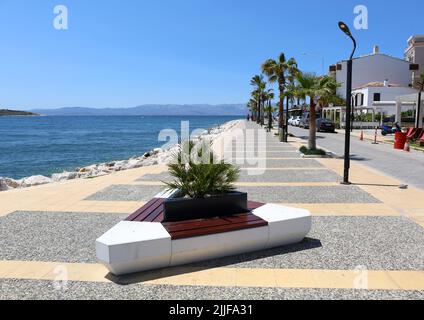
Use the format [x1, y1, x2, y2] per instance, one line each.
[96, 191, 312, 276]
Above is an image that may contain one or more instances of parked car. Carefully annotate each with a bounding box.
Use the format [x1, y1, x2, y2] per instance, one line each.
[317, 118, 336, 133]
[299, 113, 321, 129]
[292, 116, 301, 127]
[288, 116, 295, 126]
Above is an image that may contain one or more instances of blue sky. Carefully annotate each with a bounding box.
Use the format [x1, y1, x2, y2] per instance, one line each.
[0, 0, 423, 109]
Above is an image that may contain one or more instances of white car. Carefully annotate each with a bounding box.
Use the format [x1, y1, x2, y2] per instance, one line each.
[293, 116, 301, 127]
[288, 116, 295, 125]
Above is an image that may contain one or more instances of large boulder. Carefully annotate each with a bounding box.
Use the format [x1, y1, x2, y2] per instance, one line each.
[5, 178, 20, 189]
[121, 159, 145, 170]
[0, 177, 21, 191]
[51, 172, 78, 182]
[19, 175, 52, 187]
[0, 178, 10, 191]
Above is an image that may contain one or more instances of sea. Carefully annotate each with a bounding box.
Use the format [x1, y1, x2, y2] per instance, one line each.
[0, 116, 243, 179]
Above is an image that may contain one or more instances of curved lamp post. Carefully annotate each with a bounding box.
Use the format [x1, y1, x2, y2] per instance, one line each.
[338, 21, 357, 185]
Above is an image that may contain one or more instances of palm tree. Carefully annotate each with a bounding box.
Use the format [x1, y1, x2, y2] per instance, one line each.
[297, 73, 339, 150]
[249, 93, 260, 122]
[246, 101, 254, 120]
[250, 75, 266, 126]
[262, 54, 296, 141]
[263, 89, 275, 131]
[285, 59, 300, 137]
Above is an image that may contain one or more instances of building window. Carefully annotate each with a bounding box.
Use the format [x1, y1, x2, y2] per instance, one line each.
[337, 64, 342, 70]
[373, 93, 381, 102]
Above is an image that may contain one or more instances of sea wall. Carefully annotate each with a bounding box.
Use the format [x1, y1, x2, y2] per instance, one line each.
[0, 120, 243, 192]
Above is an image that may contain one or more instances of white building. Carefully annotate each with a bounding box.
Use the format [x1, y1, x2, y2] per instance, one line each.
[329, 46, 415, 100]
[405, 35, 424, 85]
[352, 81, 417, 110]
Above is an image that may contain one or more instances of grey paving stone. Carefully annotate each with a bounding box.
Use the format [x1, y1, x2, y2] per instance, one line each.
[237, 169, 341, 183]
[137, 170, 340, 184]
[137, 172, 172, 182]
[1, 279, 423, 300]
[85, 185, 166, 201]
[237, 185, 380, 203]
[226, 151, 302, 159]
[239, 159, 323, 169]
[0, 211, 126, 263]
[187, 216, 424, 271]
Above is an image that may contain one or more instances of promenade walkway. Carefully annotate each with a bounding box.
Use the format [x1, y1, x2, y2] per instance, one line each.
[1, 121, 424, 299]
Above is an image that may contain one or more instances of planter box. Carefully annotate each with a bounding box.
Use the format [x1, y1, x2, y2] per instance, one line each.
[163, 192, 248, 222]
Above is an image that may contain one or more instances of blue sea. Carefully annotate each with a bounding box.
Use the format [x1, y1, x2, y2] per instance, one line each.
[0, 116, 243, 179]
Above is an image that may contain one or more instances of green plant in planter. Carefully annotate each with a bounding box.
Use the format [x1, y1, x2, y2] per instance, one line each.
[164, 141, 240, 199]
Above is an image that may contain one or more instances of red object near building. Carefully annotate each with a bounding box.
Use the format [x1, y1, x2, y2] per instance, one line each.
[394, 132, 407, 150]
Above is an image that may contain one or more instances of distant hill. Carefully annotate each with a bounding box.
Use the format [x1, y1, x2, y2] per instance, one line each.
[31, 104, 247, 116]
[0, 109, 39, 116]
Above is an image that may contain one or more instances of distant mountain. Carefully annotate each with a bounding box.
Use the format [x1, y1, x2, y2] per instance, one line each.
[0, 109, 39, 116]
[31, 104, 247, 116]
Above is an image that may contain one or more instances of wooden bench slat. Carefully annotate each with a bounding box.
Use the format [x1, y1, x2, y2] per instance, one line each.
[170, 220, 268, 240]
[125, 198, 268, 240]
[127, 198, 164, 222]
[144, 202, 166, 222]
[163, 214, 262, 233]
[125, 198, 159, 221]
[248, 201, 265, 210]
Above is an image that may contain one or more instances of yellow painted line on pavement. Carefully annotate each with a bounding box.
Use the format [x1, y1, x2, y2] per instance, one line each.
[1, 261, 424, 291]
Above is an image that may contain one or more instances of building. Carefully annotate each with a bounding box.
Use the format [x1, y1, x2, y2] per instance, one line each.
[352, 81, 417, 110]
[323, 81, 417, 128]
[405, 35, 424, 85]
[329, 45, 415, 100]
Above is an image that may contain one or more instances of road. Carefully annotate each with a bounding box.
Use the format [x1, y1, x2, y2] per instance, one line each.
[289, 125, 424, 191]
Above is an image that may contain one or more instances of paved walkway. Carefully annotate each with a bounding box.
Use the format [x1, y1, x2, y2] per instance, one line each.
[290, 125, 424, 191]
[1, 121, 424, 300]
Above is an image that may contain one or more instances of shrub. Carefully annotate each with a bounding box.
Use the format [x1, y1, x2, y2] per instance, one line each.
[164, 141, 240, 199]
[300, 146, 327, 156]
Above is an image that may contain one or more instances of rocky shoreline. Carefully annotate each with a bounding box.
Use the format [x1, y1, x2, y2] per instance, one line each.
[0, 120, 242, 192]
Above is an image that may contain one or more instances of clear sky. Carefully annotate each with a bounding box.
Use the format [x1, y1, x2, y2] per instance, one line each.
[0, 0, 423, 109]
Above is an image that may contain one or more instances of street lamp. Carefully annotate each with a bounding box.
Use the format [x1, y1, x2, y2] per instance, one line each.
[338, 21, 357, 185]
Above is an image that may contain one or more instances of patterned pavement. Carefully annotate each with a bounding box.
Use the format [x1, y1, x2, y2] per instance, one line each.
[0, 120, 424, 300]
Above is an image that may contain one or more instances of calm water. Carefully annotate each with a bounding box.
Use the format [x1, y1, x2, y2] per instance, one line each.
[0, 116, 242, 179]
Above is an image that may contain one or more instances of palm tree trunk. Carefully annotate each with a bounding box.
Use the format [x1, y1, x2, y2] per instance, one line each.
[268, 100, 273, 131]
[278, 84, 284, 142]
[284, 95, 290, 142]
[262, 100, 265, 126]
[257, 97, 261, 125]
[309, 96, 317, 150]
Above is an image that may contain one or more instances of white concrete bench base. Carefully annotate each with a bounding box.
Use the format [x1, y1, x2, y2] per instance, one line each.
[96, 204, 312, 276]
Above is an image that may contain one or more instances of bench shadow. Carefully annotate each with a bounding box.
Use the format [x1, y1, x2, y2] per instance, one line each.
[105, 237, 322, 286]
